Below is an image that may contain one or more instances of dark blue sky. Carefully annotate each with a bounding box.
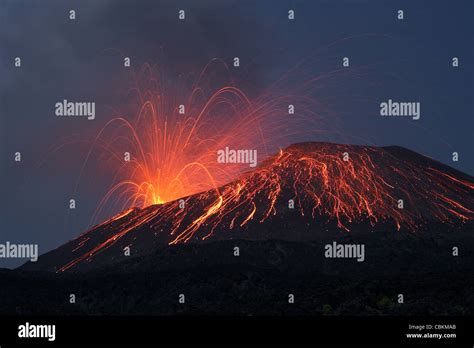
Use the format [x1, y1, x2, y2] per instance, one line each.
[1, 0, 473, 267]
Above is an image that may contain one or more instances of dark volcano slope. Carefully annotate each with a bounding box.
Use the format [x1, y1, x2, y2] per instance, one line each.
[20, 142, 474, 273]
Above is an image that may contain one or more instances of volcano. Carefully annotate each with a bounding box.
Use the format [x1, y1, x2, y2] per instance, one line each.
[21, 142, 474, 274]
[7, 142, 474, 316]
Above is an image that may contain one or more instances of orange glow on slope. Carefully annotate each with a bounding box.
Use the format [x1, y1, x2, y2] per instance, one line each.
[165, 143, 474, 244]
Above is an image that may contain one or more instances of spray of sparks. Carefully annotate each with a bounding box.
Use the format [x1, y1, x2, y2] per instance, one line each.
[84, 59, 326, 224]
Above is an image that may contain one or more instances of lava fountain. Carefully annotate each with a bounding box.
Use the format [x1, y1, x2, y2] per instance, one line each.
[83, 59, 327, 224]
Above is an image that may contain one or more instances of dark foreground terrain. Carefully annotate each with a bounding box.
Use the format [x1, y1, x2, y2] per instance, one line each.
[2, 230, 474, 316]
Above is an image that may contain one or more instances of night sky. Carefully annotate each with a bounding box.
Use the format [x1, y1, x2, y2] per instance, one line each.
[1, 0, 473, 268]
